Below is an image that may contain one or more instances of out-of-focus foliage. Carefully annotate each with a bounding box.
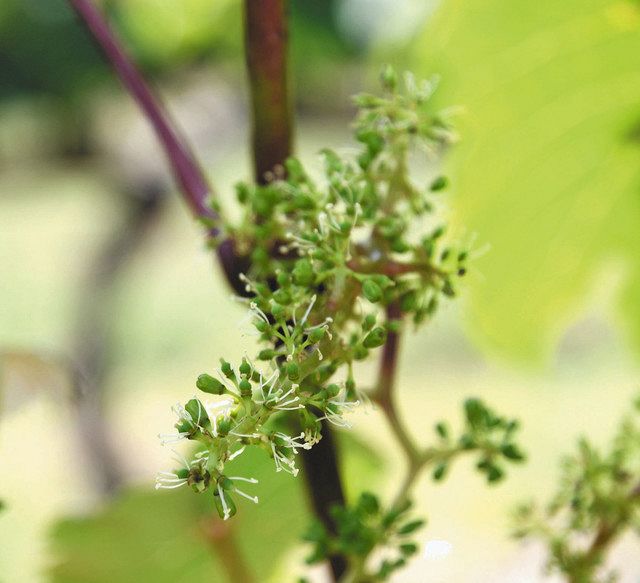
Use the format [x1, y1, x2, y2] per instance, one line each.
[50, 447, 309, 583]
[110, 0, 240, 69]
[50, 432, 383, 583]
[0, 0, 105, 101]
[411, 0, 640, 362]
[0, 0, 356, 106]
[514, 394, 640, 582]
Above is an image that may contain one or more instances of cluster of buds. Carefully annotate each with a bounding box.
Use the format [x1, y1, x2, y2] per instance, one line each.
[159, 69, 477, 521]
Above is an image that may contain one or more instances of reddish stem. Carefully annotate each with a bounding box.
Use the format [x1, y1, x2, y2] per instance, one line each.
[68, 0, 214, 222]
[244, 0, 293, 183]
[67, 0, 249, 294]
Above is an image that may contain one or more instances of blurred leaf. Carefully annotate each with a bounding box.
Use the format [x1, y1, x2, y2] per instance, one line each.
[411, 0, 640, 361]
[49, 447, 308, 583]
[50, 430, 385, 582]
[111, 0, 241, 68]
[337, 429, 386, 500]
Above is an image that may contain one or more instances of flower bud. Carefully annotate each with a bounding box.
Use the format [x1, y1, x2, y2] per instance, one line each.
[273, 289, 291, 305]
[217, 417, 232, 436]
[196, 373, 225, 395]
[363, 327, 387, 349]
[501, 443, 525, 461]
[258, 349, 276, 361]
[430, 176, 448, 191]
[220, 359, 234, 379]
[362, 279, 383, 303]
[239, 359, 252, 375]
[293, 259, 314, 286]
[214, 490, 237, 520]
[308, 327, 325, 343]
[363, 314, 376, 331]
[380, 64, 398, 91]
[287, 362, 300, 381]
[276, 272, 291, 288]
[239, 378, 252, 397]
[271, 302, 285, 320]
[326, 383, 340, 397]
[432, 463, 448, 481]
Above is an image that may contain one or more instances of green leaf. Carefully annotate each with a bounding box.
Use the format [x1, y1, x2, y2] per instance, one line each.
[49, 448, 309, 583]
[412, 0, 640, 361]
[50, 430, 385, 583]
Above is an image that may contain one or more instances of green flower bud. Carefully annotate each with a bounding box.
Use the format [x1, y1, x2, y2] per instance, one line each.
[308, 327, 325, 343]
[431, 226, 446, 239]
[353, 345, 369, 360]
[433, 463, 448, 481]
[214, 490, 237, 520]
[217, 417, 232, 436]
[391, 238, 410, 253]
[196, 373, 225, 395]
[363, 327, 387, 349]
[397, 519, 425, 536]
[464, 398, 487, 428]
[239, 359, 252, 375]
[293, 259, 314, 286]
[251, 247, 269, 266]
[459, 434, 476, 450]
[362, 279, 383, 303]
[345, 378, 356, 400]
[326, 383, 340, 398]
[486, 464, 504, 483]
[258, 349, 276, 361]
[287, 362, 300, 381]
[254, 319, 270, 333]
[400, 291, 418, 312]
[276, 272, 291, 288]
[271, 303, 285, 320]
[399, 543, 418, 557]
[235, 182, 251, 203]
[501, 443, 525, 461]
[442, 278, 455, 298]
[435, 422, 449, 439]
[363, 314, 377, 331]
[430, 176, 448, 191]
[239, 378, 252, 396]
[380, 64, 398, 91]
[358, 492, 380, 515]
[273, 289, 292, 305]
[220, 359, 234, 379]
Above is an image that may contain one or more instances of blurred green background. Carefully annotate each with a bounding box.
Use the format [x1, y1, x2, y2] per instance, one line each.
[1, 0, 640, 581]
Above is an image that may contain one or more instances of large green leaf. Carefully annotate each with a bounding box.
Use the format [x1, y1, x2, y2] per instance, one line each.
[411, 0, 640, 361]
[49, 447, 309, 583]
[49, 431, 385, 583]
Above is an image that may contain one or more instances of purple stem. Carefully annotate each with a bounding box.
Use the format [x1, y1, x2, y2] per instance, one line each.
[68, 0, 213, 222]
[67, 0, 250, 294]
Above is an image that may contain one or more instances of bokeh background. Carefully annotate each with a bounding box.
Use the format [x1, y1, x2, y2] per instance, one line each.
[1, 0, 640, 581]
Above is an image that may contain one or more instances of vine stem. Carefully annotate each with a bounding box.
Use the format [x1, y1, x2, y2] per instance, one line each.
[66, 1, 253, 577]
[371, 303, 442, 511]
[67, 0, 246, 294]
[243, 0, 293, 183]
[70, 1, 346, 580]
[242, 2, 347, 579]
[569, 480, 640, 583]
